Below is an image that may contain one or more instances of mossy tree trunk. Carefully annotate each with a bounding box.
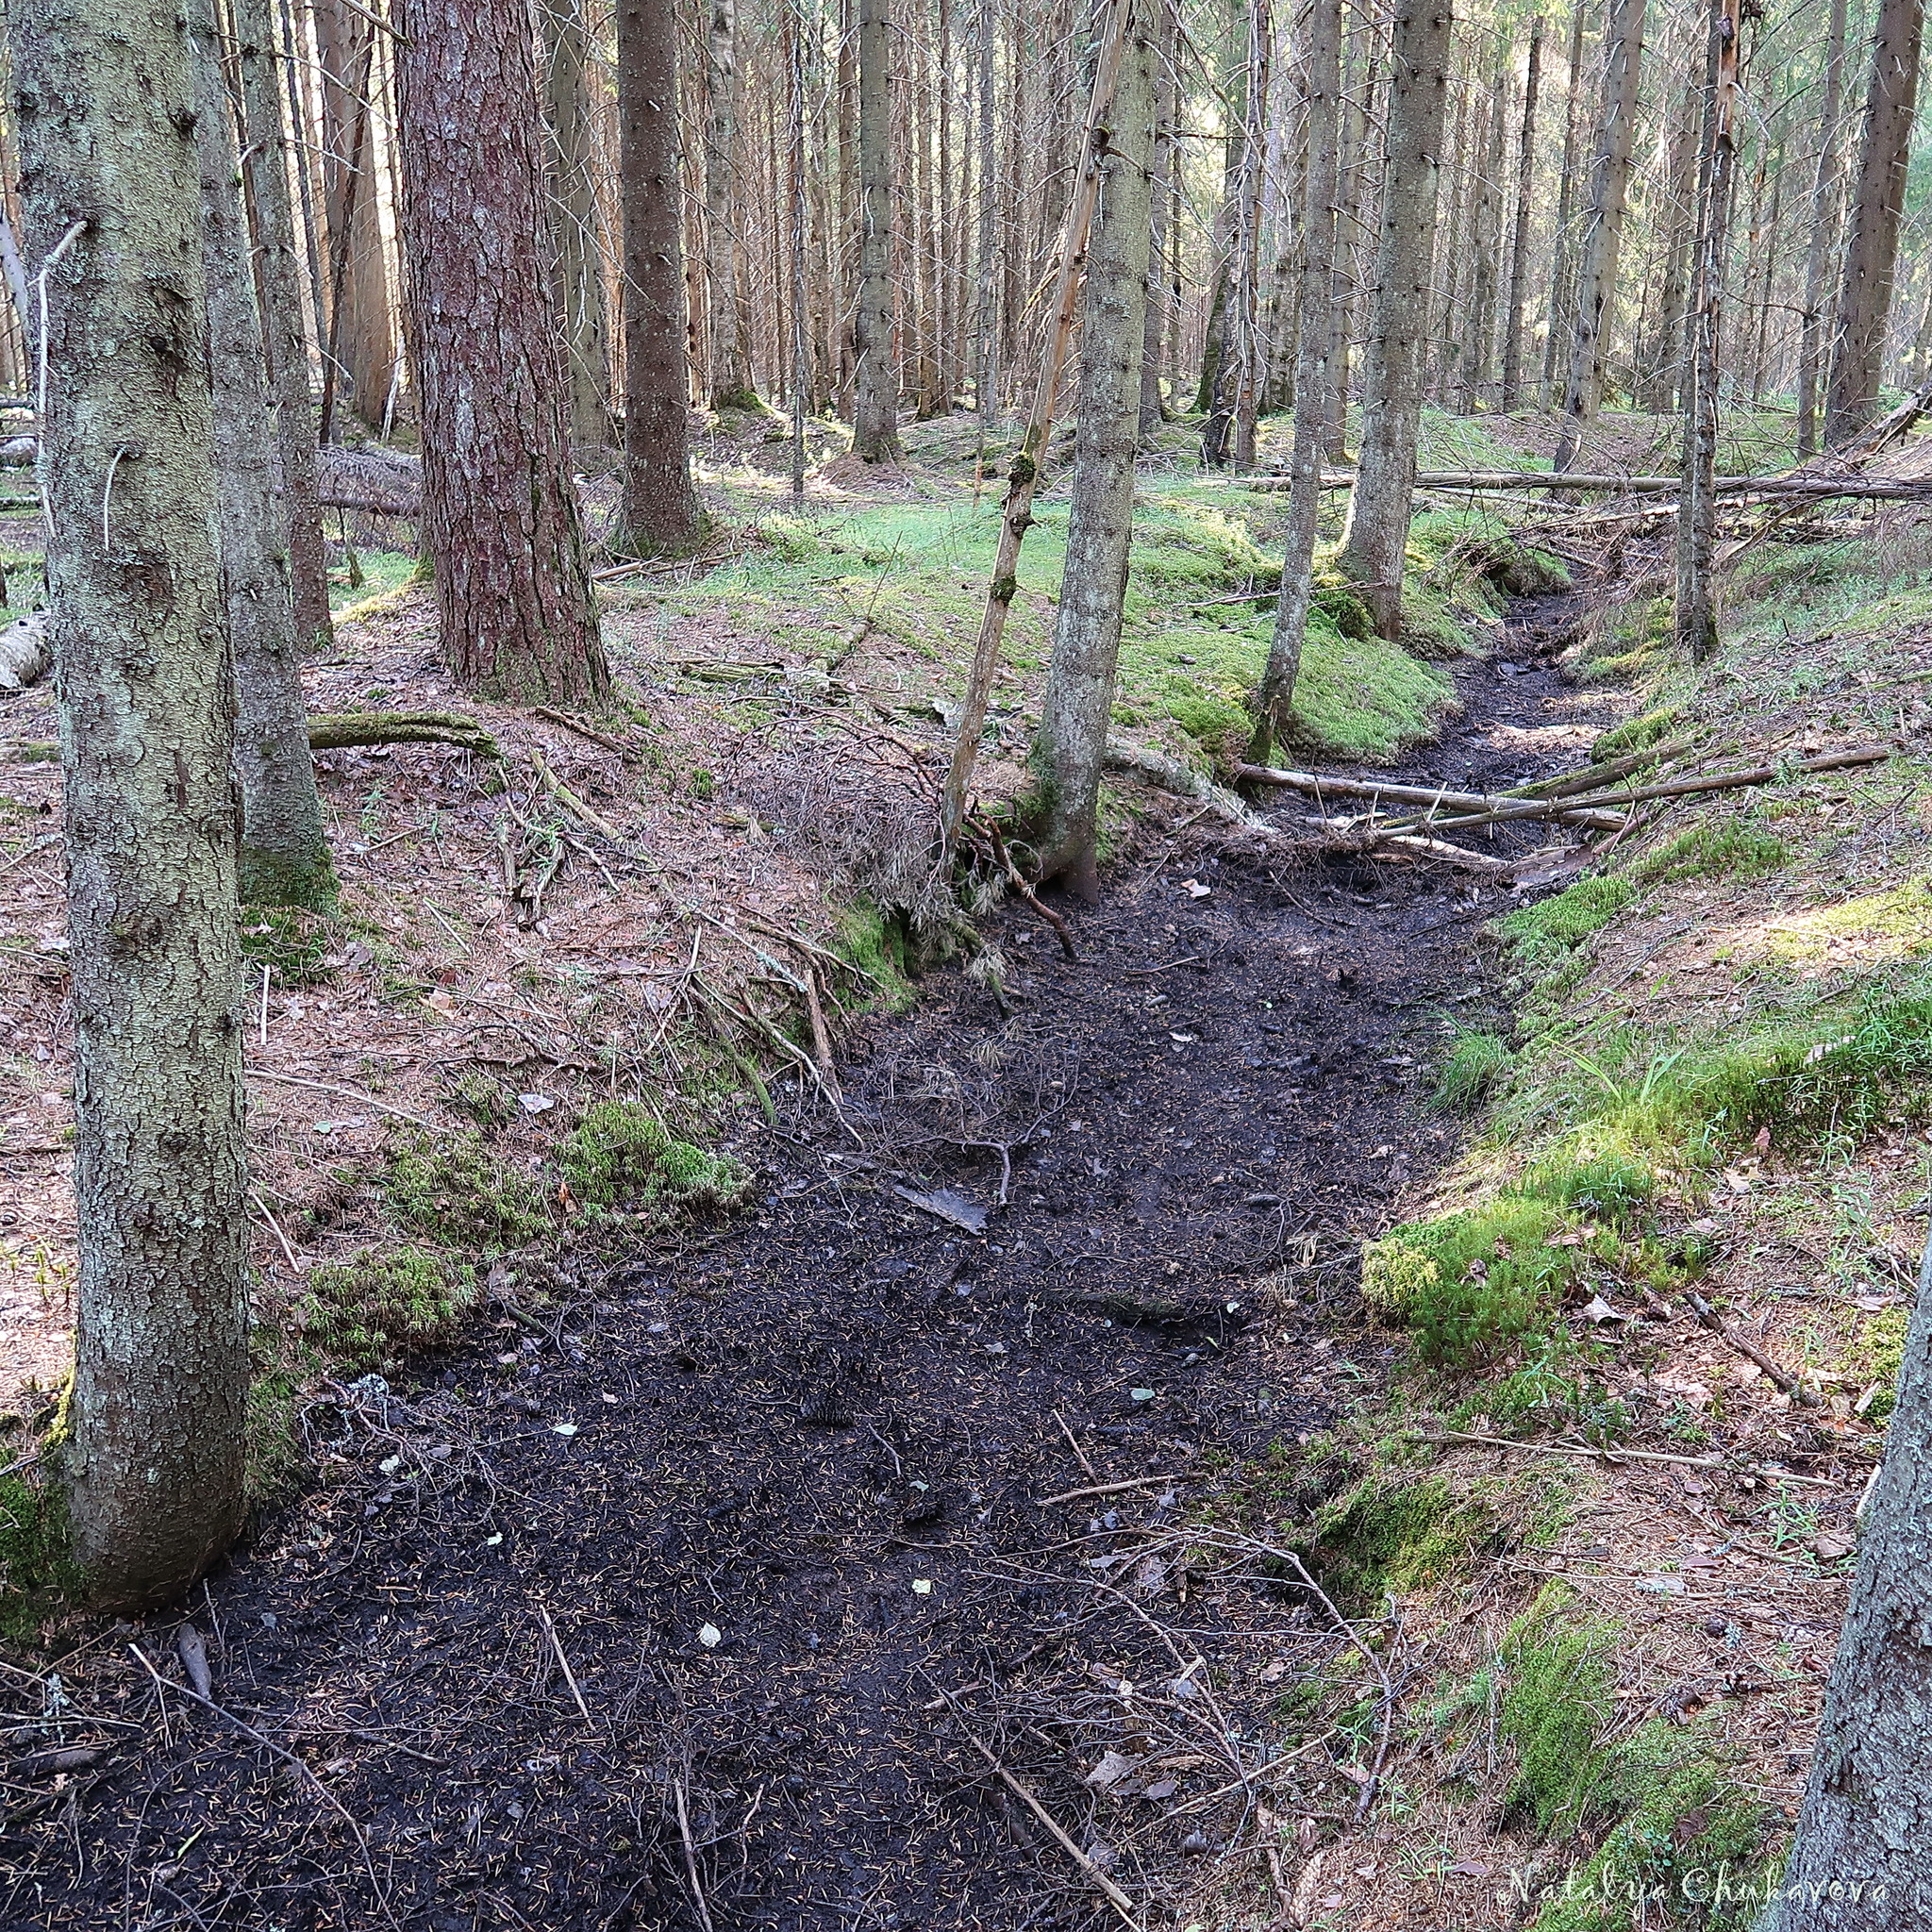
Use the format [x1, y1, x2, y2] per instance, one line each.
[1027, 2, 1156, 897]
[192, 9, 338, 913]
[395, 0, 610, 700]
[13, 0, 250, 1609]
[1333, 0, 1454, 638]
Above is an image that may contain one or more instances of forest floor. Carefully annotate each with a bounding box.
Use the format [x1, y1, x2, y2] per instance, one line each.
[0, 566, 1609, 1931]
[1, 404, 1927, 1930]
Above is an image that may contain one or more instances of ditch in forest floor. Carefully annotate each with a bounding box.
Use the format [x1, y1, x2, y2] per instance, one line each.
[5, 592, 1612, 1931]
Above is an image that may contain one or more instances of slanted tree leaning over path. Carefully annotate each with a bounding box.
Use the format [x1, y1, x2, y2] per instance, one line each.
[1028, 0, 1157, 895]
[395, 0, 608, 700]
[13, 0, 250, 1607]
[192, 5, 338, 912]
[1334, 0, 1455, 638]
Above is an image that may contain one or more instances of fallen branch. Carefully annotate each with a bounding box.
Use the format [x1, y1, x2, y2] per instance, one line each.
[1684, 1291, 1818, 1406]
[1237, 762, 1624, 831]
[308, 710, 500, 758]
[315, 442, 421, 516]
[246, 1067, 441, 1132]
[1421, 1427, 1835, 1484]
[1264, 467, 1932, 500]
[1036, 1474, 1176, 1507]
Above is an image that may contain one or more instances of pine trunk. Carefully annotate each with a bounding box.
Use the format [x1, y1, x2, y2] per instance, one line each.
[314, 0, 396, 434]
[853, 0, 902, 459]
[541, 0, 618, 448]
[1253, 0, 1342, 758]
[1541, 0, 1587, 402]
[1825, 0, 1924, 445]
[13, 0, 249, 1609]
[1029, 0, 1156, 894]
[233, 0, 331, 652]
[617, 0, 708, 552]
[397, 0, 609, 696]
[1334, 0, 1455, 638]
[192, 14, 337, 914]
[1553, 0, 1647, 469]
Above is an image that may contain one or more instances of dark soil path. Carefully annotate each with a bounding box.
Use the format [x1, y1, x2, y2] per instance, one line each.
[6, 598, 1601, 1932]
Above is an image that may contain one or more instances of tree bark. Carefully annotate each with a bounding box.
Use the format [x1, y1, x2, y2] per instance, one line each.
[701, 0, 758, 410]
[616, 0, 708, 552]
[1541, 0, 1587, 403]
[1460, 55, 1507, 410]
[313, 0, 396, 433]
[1252, 0, 1341, 761]
[12, 0, 249, 1609]
[1673, 0, 1739, 665]
[232, 0, 331, 653]
[396, 0, 609, 699]
[853, 0, 902, 459]
[1333, 0, 1455, 638]
[1797, 0, 1849, 456]
[1825, 0, 1924, 446]
[1028, 0, 1156, 896]
[1637, 73, 1701, 413]
[974, 0, 1000, 425]
[541, 0, 617, 450]
[1497, 17, 1541, 410]
[192, 9, 338, 913]
[1772, 1226, 1932, 1927]
[1552, 0, 1647, 470]
[1139, 5, 1175, 441]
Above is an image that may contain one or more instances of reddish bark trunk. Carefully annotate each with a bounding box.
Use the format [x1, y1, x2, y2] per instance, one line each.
[395, 0, 608, 702]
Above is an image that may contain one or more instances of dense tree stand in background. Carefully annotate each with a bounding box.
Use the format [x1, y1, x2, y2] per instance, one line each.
[394, 0, 608, 702]
[12, 0, 250, 1608]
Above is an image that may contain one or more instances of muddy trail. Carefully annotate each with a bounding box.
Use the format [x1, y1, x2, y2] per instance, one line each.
[8, 593, 1604, 1932]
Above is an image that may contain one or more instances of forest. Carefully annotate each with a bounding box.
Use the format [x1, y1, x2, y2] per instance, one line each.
[1, 0, 1932, 1922]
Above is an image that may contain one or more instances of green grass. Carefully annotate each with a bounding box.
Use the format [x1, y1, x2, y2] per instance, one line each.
[1434, 1026, 1513, 1111]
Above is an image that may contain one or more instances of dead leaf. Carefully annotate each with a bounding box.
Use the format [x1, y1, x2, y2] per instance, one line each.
[1449, 1860, 1492, 1878]
[1810, 1532, 1855, 1561]
[1580, 1294, 1625, 1324]
[1178, 877, 1211, 900]
[891, 1185, 988, 1234]
[1083, 1749, 1143, 1792]
[1140, 1778, 1178, 1801]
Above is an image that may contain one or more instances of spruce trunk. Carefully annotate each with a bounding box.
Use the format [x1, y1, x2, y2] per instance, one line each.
[1028, 4, 1156, 895]
[1552, 0, 1647, 470]
[192, 11, 337, 913]
[1797, 0, 1848, 456]
[1497, 17, 1541, 409]
[233, 0, 331, 652]
[702, 0, 758, 410]
[541, 0, 617, 451]
[1824, 0, 1925, 445]
[396, 0, 609, 698]
[617, 0, 708, 552]
[1333, 0, 1455, 639]
[1252, 0, 1342, 758]
[13, 0, 249, 1609]
[853, 0, 902, 459]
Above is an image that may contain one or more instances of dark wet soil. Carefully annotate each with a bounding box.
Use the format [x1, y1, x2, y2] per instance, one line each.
[5, 598, 1599, 1932]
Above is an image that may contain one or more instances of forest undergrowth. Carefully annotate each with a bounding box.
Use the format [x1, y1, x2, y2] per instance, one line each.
[0, 401, 1924, 1927]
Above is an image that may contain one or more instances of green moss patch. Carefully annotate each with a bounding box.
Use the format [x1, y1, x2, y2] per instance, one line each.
[1500, 876, 1639, 967]
[1633, 823, 1789, 887]
[294, 1246, 482, 1376]
[1306, 1472, 1502, 1606]
[0, 1469, 82, 1641]
[559, 1101, 748, 1215]
[386, 1130, 548, 1250]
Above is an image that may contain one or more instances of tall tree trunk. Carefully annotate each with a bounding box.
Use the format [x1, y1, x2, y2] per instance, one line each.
[975, 0, 1000, 425]
[1230, 0, 1272, 469]
[313, 0, 396, 433]
[1252, 0, 1341, 760]
[1773, 1225, 1932, 1928]
[1334, 0, 1455, 638]
[397, 0, 609, 697]
[852, 0, 902, 459]
[1199, 0, 1250, 465]
[1825, 0, 1925, 445]
[192, 11, 338, 913]
[702, 0, 757, 410]
[1325, 36, 1372, 459]
[1541, 0, 1587, 402]
[1497, 16, 1541, 409]
[233, 0, 331, 652]
[1797, 0, 1849, 456]
[1552, 0, 1646, 469]
[1029, 0, 1156, 895]
[1461, 56, 1507, 409]
[1638, 74, 1700, 412]
[541, 0, 618, 447]
[617, 0, 709, 551]
[1139, 7, 1174, 441]
[13, 0, 248, 1609]
[1673, 0, 1739, 665]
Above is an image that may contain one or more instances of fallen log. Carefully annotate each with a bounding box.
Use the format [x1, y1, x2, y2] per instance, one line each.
[308, 709, 499, 758]
[1254, 469, 1932, 501]
[1235, 761, 1625, 830]
[315, 443, 422, 517]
